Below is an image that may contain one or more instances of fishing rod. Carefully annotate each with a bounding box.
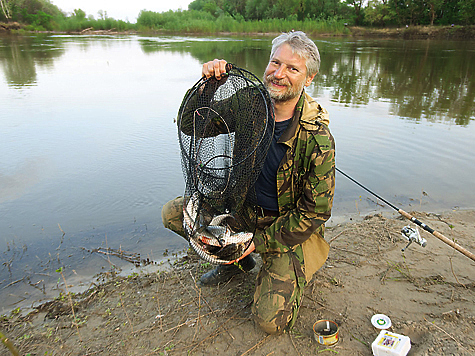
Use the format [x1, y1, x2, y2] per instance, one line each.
[336, 167, 475, 263]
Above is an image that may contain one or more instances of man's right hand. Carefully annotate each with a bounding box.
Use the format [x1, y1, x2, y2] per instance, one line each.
[202, 59, 228, 80]
[224, 241, 255, 265]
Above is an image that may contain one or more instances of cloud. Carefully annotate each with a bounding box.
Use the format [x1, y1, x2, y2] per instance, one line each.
[0, 159, 48, 203]
[52, 0, 193, 22]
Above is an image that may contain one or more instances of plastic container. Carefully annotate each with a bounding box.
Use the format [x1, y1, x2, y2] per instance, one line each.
[372, 330, 411, 356]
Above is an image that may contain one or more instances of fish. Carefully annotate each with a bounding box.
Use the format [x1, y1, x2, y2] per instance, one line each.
[183, 193, 253, 264]
[189, 239, 244, 265]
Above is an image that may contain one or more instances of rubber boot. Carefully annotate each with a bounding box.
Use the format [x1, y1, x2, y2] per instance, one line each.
[199, 254, 256, 286]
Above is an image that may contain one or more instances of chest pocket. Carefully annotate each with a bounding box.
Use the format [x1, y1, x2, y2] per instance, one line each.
[278, 152, 296, 209]
[278, 140, 312, 207]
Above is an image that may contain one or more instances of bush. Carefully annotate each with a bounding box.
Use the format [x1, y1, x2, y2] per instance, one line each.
[136, 9, 349, 35]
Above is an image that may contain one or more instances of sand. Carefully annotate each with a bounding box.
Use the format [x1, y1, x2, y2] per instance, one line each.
[1, 209, 474, 356]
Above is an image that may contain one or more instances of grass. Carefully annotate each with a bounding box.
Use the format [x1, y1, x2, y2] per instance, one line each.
[5, 10, 349, 35]
[137, 13, 350, 35]
[0, 328, 21, 356]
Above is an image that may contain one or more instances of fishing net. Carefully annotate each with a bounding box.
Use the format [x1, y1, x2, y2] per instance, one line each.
[177, 64, 274, 264]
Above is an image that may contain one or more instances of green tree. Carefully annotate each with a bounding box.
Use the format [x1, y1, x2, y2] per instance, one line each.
[3, 0, 51, 23]
[1, 0, 12, 21]
[303, 0, 349, 20]
[98, 9, 108, 20]
[202, 1, 219, 16]
[364, 0, 397, 26]
[73, 8, 86, 20]
[387, 0, 410, 26]
[427, 0, 444, 25]
[345, 0, 365, 25]
[223, 0, 246, 18]
[457, 0, 475, 25]
[36, 9, 51, 27]
[245, 0, 270, 20]
[189, 0, 215, 13]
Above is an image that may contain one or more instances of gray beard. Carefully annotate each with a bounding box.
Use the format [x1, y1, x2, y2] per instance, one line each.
[263, 74, 305, 103]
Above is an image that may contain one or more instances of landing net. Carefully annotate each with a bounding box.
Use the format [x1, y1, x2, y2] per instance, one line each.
[177, 64, 274, 264]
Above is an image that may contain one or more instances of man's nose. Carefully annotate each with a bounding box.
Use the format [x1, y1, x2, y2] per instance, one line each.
[274, 65, 285, 79]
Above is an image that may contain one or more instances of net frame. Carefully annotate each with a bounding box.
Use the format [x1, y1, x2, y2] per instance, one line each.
[177, 64, 274, 263]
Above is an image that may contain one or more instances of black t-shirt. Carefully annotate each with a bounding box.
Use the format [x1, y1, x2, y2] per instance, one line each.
[255, 118, 291, 211]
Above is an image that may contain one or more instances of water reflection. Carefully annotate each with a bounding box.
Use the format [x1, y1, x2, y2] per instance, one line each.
[316, 40, 474, 126]
[0, 158, 50, 203]
[0, 35, 65, 87]
[139, 37, 474, 125]
[2, 35, 473, 124]
[138, 36, 271, 76]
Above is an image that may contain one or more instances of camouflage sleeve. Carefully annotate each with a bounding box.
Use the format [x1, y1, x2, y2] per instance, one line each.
[254, 128, 335, 254]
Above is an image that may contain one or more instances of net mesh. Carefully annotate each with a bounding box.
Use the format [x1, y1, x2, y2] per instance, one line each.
[177, 64, 274, 264]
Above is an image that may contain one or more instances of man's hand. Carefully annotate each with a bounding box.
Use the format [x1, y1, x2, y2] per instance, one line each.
[224, 241, 255, 265]
[202, 59, 228, 80]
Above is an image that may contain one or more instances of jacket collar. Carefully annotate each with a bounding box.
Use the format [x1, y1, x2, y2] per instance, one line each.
[278, 92, 330, 146]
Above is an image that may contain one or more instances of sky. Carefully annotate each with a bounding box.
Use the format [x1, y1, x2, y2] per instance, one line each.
[51, 0, 194, 22]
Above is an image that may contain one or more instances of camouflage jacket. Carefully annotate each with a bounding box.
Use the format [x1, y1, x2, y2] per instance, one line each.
[254, 92, 335, 278]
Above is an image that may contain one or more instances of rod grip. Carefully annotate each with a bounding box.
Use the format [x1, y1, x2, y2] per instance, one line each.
[398, 209, 475, 262]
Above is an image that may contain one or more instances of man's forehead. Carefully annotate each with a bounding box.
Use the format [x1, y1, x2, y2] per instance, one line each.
[271, 44, 307, 67]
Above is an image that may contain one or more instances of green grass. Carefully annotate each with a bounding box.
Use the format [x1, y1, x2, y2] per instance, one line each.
[5, 8, 349, 35]
[136, 10, 349, 35]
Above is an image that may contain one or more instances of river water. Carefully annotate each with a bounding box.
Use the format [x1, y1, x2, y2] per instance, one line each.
[0, 34, 474, 313]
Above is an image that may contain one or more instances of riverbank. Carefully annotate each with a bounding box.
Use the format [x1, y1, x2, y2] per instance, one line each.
[2, 209, 474, 355]
[349, 25, 475, 40]
[2, 22, 475, 40]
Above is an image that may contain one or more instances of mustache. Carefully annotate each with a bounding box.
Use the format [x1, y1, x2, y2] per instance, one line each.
[265, 74, 290, 87]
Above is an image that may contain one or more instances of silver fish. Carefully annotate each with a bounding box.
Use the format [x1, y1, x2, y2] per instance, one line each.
[183, 193, 253, 264]
[189, 238, 243, 265]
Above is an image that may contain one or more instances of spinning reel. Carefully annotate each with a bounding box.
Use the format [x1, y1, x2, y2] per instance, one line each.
[401, 226, 427, 252]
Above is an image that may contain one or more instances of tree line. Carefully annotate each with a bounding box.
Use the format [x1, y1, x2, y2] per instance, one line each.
[0, 0, 134, 31]
[184, 0, 474, 26]
[1, 0, 474, 33]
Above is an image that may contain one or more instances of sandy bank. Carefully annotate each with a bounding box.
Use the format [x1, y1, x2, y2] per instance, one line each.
[1, 209, 474, 355]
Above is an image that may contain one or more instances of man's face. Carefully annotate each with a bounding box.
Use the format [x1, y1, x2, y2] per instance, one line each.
[263, 43, 315, 103]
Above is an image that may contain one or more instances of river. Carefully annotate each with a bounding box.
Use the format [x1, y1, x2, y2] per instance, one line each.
[0, 34, 474, 313]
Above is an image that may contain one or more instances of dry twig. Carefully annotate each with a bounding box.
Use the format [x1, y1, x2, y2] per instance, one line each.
[187, 269, 235, 340]
[187, 319, 249, 353]
[240, 334, 271, 356]
[449, 257, 466, 288]
[2, 277, 26, 289]
[57, 268, 82, 342]
[163, 311, 214, 333]
[0, 329, 21, 356]
[331, 246, 367, 257]
[289, 332, 302, 356]
[424, 317, 470, 353]
[328, 230, 346, 245]
[119, 294, 133, 332]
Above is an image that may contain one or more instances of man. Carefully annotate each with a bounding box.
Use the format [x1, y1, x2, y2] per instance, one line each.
[162, 31, 335, 334]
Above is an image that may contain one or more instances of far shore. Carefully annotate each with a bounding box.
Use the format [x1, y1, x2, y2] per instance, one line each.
[2, 22, 475, 40]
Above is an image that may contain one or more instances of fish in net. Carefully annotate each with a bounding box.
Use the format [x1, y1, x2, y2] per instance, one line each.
[177, 64, 274, 264]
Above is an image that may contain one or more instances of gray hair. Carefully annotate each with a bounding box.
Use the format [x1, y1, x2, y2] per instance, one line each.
[270, 31, 321, 77]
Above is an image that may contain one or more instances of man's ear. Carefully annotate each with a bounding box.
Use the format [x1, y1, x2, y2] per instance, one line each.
[305, 73, 316, 87]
